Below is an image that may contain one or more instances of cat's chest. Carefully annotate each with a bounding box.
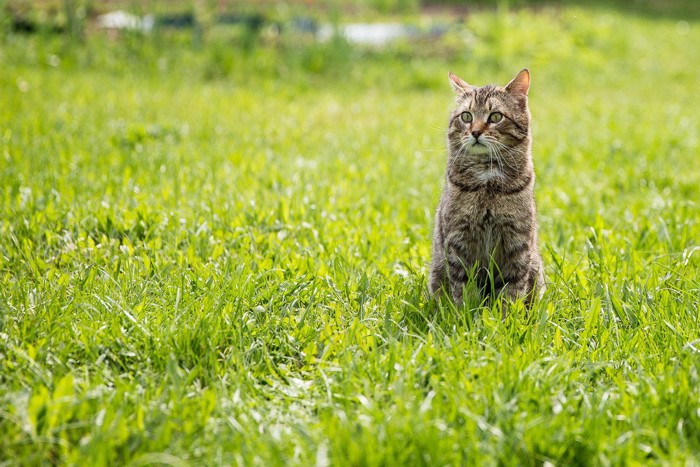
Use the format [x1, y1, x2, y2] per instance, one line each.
[448, 192, 503, 226]
[444, 192, 508, 256]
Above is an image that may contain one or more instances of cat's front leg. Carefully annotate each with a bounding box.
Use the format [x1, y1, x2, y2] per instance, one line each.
[445, 249, 470, 307]
[428, 256, 447, 297]
[451, 282, 464, 306]
[499, 264, 544, 315]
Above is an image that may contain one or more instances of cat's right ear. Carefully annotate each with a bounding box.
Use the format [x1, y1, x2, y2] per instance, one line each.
[448, 72, 472, 95]
[505, 69, 530, 96]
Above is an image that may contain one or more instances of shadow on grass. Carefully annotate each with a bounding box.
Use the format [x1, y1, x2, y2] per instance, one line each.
[393, 270, 550, 352]
[396, 276, 491, 339]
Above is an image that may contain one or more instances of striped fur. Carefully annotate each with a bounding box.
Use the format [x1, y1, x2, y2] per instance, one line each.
[429, 69, 545, 308]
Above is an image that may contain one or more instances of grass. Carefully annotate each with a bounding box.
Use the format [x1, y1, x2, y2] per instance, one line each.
[1, 3, 700, 465]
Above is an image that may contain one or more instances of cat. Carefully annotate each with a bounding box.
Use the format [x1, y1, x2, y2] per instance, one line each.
[429, 69, 545, 309]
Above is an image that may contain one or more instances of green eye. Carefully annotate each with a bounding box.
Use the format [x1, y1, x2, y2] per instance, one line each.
[460, 112, 473, 123]
[488, 112, 503, 123]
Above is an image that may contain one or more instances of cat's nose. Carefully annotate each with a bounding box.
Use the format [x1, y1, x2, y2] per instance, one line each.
[471, 130, 482, 139]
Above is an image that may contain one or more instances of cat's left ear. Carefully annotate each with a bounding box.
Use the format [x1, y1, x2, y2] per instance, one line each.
[448, 72, 472, 94]
[505, 69, 530, 96]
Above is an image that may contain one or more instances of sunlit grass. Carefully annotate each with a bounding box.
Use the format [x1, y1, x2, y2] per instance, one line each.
[1, 4, 699, 465]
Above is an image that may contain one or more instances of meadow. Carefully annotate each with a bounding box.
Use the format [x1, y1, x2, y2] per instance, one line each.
[1, 2, 700, 464]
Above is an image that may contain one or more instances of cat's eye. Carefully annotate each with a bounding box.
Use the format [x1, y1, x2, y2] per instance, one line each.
[488, 112, 503, 123]
[460, 112, 473, 123]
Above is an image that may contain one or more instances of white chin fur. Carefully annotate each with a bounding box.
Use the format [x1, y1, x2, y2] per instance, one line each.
[468, 143, 490, 155]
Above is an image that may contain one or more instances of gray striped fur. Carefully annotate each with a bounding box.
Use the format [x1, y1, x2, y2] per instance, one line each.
[429, 69, 545, 308]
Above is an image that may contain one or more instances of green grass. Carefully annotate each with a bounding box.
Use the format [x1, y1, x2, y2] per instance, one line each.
[1, 4, 700, 465]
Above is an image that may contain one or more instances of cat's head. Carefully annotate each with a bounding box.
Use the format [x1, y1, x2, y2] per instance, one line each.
[447, 69, 531, 162]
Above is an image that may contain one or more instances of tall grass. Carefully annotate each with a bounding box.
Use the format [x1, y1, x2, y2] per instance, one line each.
[1, 4, 699, 464]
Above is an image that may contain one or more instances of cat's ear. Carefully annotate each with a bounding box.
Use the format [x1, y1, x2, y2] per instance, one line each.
[505, 69, 530, 96]
[448, 72, 472, 94]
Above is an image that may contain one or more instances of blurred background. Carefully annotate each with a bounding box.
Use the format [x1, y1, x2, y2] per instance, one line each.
[3, 0, 697, 88]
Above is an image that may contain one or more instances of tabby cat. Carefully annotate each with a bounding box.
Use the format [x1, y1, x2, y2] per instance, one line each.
[429, 69, 545, 307]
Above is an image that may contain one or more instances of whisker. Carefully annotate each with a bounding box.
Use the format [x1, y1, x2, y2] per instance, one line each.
[490, 144, 505, 174]
[485, 138, 522, 173]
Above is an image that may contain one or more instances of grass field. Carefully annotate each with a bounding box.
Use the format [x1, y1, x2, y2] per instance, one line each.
[1, 3, 700, 465]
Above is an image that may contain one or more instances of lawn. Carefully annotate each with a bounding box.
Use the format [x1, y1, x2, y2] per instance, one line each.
[1, 3, 700, 465]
